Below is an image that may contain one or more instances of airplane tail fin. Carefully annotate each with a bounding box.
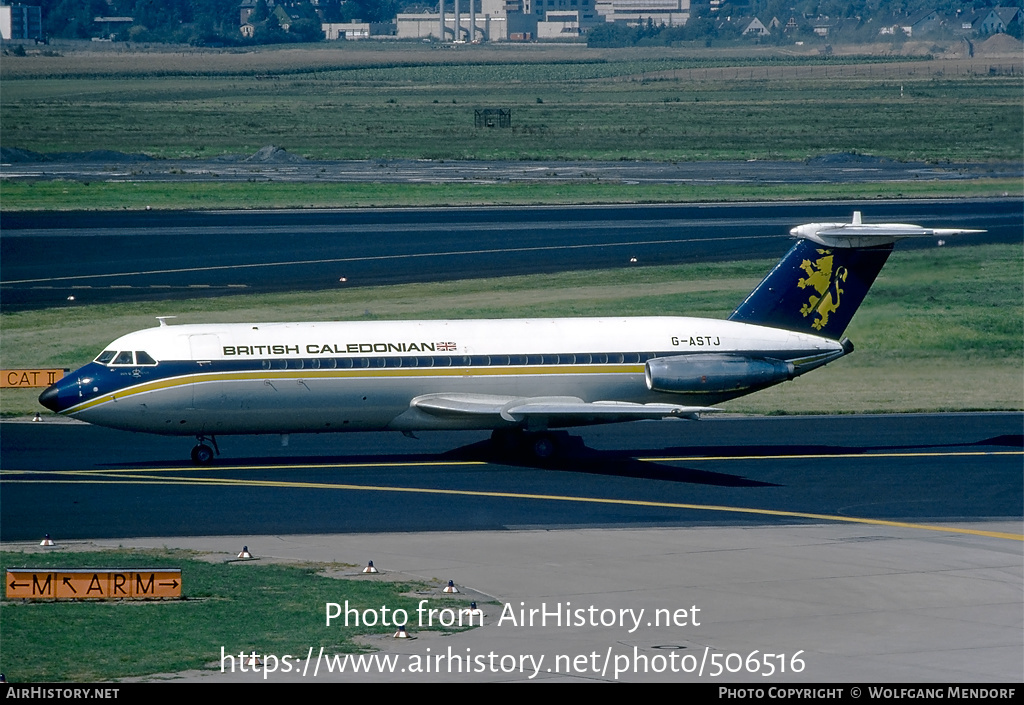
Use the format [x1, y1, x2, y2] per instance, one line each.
[728, 212, 982, 340]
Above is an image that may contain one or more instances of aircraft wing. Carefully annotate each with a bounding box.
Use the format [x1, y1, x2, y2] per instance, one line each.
[411, 393, 716, 424]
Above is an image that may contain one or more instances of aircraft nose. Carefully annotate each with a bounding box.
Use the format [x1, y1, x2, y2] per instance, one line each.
[38, 383, 62, 412]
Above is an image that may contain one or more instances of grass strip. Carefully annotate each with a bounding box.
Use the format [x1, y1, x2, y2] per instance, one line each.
[0, 548, 471, 682]
[1, 179, 1020, 211]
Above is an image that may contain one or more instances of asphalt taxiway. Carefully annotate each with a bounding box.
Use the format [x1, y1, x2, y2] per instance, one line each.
[2, 199, 1019, 310]
[2, 413, 1021, 540]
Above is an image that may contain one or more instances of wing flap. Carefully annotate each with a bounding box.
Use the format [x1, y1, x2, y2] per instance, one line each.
[411, 393, 715, 423]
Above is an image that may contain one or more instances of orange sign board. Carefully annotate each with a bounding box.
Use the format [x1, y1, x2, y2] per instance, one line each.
[7, 569, 182, 599]
[1, 369, 68, 388]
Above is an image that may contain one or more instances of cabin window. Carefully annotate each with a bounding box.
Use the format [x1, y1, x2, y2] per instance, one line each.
[95, 351, 116, 364]
[135, 351, 157, 365]
[113, 351, 135, 365]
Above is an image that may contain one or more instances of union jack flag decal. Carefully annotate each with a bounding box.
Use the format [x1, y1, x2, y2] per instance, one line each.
[436, 342, 457, 351]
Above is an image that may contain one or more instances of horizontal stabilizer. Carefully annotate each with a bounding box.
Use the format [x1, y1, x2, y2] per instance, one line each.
[790, 211, 984, 248]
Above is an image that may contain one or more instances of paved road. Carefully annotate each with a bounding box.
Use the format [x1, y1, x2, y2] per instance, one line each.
[2, 413, 1019, 541]
[2, 199, 1019, 310]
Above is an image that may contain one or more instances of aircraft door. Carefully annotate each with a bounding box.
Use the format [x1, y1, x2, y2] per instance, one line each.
[188, 334, 225, 361]
[187, 334, 231, 412]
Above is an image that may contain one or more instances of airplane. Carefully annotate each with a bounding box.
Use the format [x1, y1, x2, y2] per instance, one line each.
[38, 212, 981, 465]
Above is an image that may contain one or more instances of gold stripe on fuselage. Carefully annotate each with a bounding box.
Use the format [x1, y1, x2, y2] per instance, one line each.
[63, 363, 648, 415]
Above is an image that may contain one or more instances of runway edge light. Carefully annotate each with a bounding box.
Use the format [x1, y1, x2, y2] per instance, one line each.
[443, 579, 460, 594]
[363, 560, 379, 574]
[237, 545, 253, 559]
[393, 625, 411, 639]
[39, 534, 54, 547]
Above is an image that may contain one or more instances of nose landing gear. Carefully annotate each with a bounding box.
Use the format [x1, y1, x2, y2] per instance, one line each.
[190, 435, 219, 465]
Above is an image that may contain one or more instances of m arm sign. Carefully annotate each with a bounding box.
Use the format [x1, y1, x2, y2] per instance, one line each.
[6, 569, 182, 599]
[2, 369, 68, 388]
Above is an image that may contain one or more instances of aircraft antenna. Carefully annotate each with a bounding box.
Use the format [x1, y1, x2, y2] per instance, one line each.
[156, 316, 177, 327]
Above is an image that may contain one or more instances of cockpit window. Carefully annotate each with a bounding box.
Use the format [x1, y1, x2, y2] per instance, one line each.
[113, 351, 135, 365]
[135, 351, 157, 365]
[95, 351, 116, 364]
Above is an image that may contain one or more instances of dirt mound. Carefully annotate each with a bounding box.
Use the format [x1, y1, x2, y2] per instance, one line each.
[806, 152, 897, 165]
[0, 147, 45, 163]
[243, 145, 307, 163]
[975, 33, 1024, 58]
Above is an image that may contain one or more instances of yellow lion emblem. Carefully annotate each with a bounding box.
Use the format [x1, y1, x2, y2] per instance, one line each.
[797, 249, 847, 331]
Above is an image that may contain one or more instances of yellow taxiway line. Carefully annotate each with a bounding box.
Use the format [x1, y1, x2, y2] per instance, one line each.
[3, 455, 1021, 542]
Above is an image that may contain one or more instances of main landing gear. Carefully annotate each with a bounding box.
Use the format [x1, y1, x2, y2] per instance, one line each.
[190, 435, 219, 465]
[490, 428, 561, 460]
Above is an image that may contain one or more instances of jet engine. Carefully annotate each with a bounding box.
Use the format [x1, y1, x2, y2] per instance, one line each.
[645, 354, 795, 394]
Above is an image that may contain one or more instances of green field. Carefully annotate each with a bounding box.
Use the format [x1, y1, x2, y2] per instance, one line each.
[0, 548, 474, 682]
[3, 243, 1021, 417]
[2, 47, 1020, 164]
[2, 178, 1020, 211]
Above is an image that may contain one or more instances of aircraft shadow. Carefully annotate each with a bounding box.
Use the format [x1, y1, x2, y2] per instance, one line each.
[104, 433, 1021, 489]
[439, 437, 777, 487]
[107, 438, 772, 488]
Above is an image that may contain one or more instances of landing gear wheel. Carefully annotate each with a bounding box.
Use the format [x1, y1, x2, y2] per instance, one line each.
[530, 433, 557, 460]
[191, 444, 214, 465]
[491, 429, 560, 461]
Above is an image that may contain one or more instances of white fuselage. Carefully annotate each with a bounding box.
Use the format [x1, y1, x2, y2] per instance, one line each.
[55, 317, 843, 436]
